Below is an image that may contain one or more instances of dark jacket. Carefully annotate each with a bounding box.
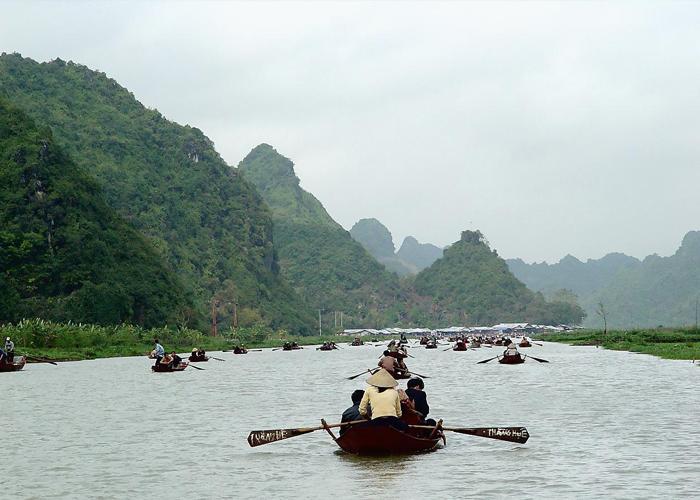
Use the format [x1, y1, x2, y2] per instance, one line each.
[340, 404, 363, 435]
[405, 388, 429, 419]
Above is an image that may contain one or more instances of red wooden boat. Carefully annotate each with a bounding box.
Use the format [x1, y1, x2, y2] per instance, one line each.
[453, 341, 468, 351]
[233, 347, 248, 354]
[499, 354, 525, 364]
[519, 340, 532, 348]
[425, 342, 437, 349]
[152, 361, 189, 372]
[322, 420, 443, 455]
[188, 356, 209, 362]
[0, 355, 26, 372]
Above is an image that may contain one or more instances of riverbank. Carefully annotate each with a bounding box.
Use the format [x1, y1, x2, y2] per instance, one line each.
[538, 328, 700, 361]
[1, 319, 368, 361]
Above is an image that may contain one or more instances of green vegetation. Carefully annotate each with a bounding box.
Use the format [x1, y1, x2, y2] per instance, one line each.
[413, 230, 585, 325]
[396, 235, 443, 272]
[239, 144, 406, 327]
[0, 99, 191, 327]
[540, 328, 700, 360]
[0, 319, 379, 361]
[0, 53, 314, 333]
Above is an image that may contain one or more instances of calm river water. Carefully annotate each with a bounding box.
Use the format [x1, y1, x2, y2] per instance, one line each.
[5, 341, 700, 499]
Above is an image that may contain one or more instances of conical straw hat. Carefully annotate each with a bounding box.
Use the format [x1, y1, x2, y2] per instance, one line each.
[366, 368, 398, 388]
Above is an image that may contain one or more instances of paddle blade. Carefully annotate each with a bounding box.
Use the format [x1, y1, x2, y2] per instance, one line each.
[247, 428, 315, 447]
[526, 355, 550, 363]
[477, 356, 499, 364]
[450, 426, 530, 444]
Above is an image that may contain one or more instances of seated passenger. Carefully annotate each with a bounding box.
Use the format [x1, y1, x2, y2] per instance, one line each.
[405, 377, 436, 426]
[359, 368, 407, 430]
[340, 389, 365, 435]
[170, 352, 182, 368]
[378, 351, 399, 375]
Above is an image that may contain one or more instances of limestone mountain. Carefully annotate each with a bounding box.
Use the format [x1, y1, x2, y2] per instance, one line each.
[0, 99, 191, 326]
[349, 218, 415, 276]
[413, 230, 585, 325]
[239, 144, 405, 326]
[396, 236, 443, 272]
[0, 53, 314, 333]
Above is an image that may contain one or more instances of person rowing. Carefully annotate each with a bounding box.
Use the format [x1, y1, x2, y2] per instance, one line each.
[503, 338, 519, 357]
[358, 368, 407, 431]
[189, 348, 207, 361]
[378, 350, 400, 375]
[152, 339, 165, 366]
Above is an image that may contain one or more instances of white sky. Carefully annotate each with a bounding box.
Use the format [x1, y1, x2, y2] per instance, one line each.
[2, 1, 700, 263]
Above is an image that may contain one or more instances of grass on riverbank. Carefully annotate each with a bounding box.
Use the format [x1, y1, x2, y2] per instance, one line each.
[0, 319, 376, 361]
[538, 328, 700, 361]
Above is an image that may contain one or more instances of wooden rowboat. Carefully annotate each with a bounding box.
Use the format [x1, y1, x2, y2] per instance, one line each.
[188, 356, 209, 362]
[425, 343, 437, 349]
[0, 355, 26, 372]
[322, 420, 443, 455]
[498, 354, 525, 364]
[453, 342, 468, 351]
[519, 340, 532, 348]
[152, 361, 189, 372]
[233, 348, 248, 354]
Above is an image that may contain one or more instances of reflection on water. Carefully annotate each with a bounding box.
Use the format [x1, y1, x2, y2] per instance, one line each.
[4, 342, 700, 499]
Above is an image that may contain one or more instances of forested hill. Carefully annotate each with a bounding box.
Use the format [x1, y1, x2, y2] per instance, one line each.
[509, 234, 700, 328]
[506, 253, 641, 298]
[239, 144, 405, 326]
[413, 231, 585, 326]
[0, 53, 314, 333]
[0, 99, 191, 326]
[349, 218, 414, 276]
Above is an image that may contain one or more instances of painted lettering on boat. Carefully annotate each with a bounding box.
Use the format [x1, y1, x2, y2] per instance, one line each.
[486, 427, 529, 440]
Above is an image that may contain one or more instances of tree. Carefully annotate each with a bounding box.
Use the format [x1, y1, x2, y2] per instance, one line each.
[596, 301, 608, 345]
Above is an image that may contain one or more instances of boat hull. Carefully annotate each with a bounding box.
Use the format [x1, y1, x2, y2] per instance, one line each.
[499, 354, 525, 364]
[334, 424, 442, 455]
[0, 356, 26, 372]
[152, 361, 189, 372]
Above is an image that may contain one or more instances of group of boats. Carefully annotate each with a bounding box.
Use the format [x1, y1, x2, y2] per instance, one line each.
[248, 336, 535, 455]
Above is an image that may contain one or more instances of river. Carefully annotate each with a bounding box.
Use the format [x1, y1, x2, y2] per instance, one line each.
[5, 341, 700, 499]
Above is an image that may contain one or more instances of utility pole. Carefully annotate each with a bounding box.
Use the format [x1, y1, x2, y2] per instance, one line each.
[340, 312, 343, 329]
[232, 300, 238, 329]
[211, 299, 219, 337]
[695, 296, 698, 332]
[318, 309, 322, 336]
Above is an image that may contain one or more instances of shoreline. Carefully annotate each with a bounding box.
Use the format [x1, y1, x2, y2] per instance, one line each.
[538, 329, 700, 362]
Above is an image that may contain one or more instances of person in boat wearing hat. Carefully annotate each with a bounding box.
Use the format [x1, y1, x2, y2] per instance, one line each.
[4, 337, 14, 362]
[358, 368, 408, 430]
[340, 390, 366, 435]
[503, 338, 519, 357]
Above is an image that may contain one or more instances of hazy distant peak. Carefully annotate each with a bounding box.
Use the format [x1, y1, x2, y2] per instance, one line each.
[677, 230, 700, 257]
[349, 218, 395, 258]
[559, 254, 582, 265]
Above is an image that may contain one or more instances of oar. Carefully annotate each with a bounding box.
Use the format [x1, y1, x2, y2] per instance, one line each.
[409, 425, 529, 444]
[442, 346, 453, 351]
[210, 356, 226, 361]
[248, 349, 262, 352]
[187, 363, 205, 370]
[477, 355, 500, 364]
[24, 355, 58, 366]
[524, 354, 549, 363]
[532, 342, 544, 347]
[248, 419, 367, 447]
[406, 370, 430, 379]
[347, 368, 378, 380]
[272, 348, 283, 351]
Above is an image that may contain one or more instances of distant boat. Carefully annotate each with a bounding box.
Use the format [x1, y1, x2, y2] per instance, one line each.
[0, 355, 26, 372]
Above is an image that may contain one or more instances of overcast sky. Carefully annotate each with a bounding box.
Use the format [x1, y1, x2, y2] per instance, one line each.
[3, 1, 699, 263]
